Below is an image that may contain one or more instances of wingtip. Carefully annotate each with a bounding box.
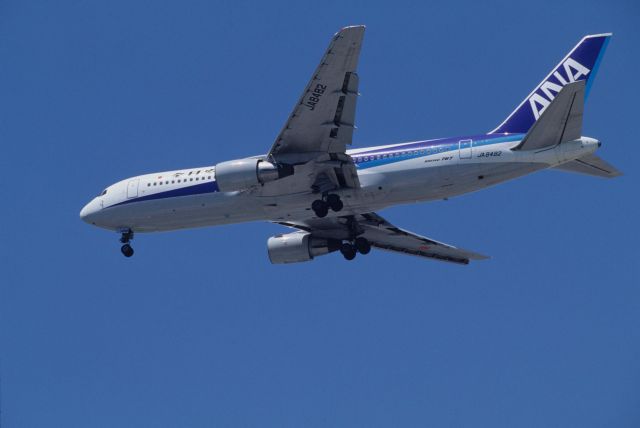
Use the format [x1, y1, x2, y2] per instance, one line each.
[460, 249, 490, 262]
[462, 254, 490, 264]
[335, 25, 366, 36]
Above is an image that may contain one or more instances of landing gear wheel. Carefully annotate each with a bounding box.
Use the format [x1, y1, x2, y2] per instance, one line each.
[121, 244, 134, 258]
[312, 199, 329, 218]
[326, 194, 343, 212]
[354, 237, 371, 255]
[119, 229, 134, 257]
[340, 243, 357, 261]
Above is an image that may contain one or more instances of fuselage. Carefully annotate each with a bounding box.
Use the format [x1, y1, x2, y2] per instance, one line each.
[80, 133, 600, 233]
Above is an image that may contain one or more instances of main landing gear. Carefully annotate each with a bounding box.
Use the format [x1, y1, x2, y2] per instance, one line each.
[311, 193, 344, 218]
[336, 216, 372, 261]
[339, 237, 371, 261]
[119, 229, 134, 258]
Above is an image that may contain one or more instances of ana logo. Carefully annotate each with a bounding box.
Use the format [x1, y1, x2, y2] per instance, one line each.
[529, 58, 590, 119]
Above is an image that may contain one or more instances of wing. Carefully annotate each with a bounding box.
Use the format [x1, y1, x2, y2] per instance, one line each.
[268, 26, 364, 165]
[278, 212, 489, 265]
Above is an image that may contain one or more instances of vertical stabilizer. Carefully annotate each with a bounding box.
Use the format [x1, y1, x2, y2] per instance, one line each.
[490, 34, 611, 135]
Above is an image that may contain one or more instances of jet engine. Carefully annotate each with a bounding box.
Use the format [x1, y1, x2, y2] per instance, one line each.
[267, 232, 340, 264]
[215, 158, 293, 192]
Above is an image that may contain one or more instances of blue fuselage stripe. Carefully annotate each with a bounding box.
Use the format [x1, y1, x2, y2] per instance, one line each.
[352, 133, 523, 169]
[110, 181, 219, 208]
[110, 133, 524, 207]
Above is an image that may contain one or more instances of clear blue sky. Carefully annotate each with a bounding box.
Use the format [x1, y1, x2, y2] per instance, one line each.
[1, 0, 639, 426]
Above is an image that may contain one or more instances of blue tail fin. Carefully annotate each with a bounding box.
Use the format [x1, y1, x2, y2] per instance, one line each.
[490, 33, 611, 135]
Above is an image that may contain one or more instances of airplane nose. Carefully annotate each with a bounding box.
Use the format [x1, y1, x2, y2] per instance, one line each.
[80, 200, 98, 223]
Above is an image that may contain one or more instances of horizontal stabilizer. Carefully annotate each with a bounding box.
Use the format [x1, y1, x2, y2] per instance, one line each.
[513, 81, 584, 151]
[553, 153, 622, 178]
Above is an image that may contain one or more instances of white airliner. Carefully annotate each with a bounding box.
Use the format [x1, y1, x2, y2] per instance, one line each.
[80, 26, 620, 264]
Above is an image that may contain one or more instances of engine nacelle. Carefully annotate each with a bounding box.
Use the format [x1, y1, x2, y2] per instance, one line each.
[215, 158, 293, 192]
[267, 232, 340, 264]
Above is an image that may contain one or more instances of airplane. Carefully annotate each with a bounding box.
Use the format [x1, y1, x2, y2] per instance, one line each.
[80, 26, 620, 264]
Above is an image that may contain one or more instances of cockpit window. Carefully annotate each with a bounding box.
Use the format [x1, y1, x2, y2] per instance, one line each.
[98, 189, 108, 197]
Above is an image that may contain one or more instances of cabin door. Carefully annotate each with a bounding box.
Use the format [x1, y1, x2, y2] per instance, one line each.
[127, 179, 139, 198]
[459, 139, 472, 159]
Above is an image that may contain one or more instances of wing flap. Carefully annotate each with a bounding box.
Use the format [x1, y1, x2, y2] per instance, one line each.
[360, 213, 489, 264]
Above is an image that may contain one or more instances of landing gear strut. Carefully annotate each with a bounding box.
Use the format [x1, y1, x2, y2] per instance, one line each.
[311, 193, 343, 218]
[119, 229, 134, 258]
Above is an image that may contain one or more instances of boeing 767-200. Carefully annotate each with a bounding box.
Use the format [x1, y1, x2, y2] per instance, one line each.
[80, 26, 619, 264]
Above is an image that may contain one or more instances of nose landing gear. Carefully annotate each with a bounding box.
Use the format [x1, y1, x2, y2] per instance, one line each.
[121, 244, 134, 257]
[119, 229, 135, 257]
